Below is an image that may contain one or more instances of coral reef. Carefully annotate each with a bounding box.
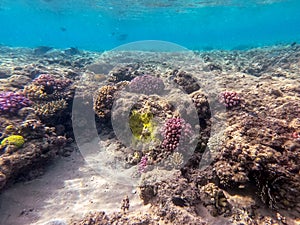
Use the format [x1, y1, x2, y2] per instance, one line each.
[0, 115, 68, 190]
[71, 211, 160, 225]
[1, 45, 300, 225]
[199, 183, 232, 217]
[22, 74, 74, 123]
[190, 90, 211, 121]
[163, 152, 184, 169]
[33, 99, 68, 119]
[0, 91, 32, 114]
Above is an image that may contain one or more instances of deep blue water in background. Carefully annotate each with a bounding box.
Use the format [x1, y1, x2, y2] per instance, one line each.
[0, 0, 300, 51]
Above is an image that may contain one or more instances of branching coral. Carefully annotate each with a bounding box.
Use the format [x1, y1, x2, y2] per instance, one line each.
[33, 99, 68, 118]
[138, 156, 148, 173]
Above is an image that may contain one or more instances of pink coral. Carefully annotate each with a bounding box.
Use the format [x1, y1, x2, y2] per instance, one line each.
[161, 117, 193, 152]
[0, 91, 32, 114]
[219, 91, 240, 108]
[33, 74, 72, 93]
[129, 75, 165, 95]
[138, 156, 148, 173]
[292, 131, 300, 139]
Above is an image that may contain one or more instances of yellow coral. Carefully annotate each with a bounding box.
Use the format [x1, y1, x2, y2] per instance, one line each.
[1, 135, 25, 148]
[5, 125, 16, 133]
[129, 110, 156, 143]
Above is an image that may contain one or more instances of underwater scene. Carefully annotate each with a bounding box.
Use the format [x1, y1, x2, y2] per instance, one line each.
[0, 0, 300, 225]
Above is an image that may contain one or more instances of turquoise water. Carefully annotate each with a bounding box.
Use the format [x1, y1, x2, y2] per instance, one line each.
[0, 0, 300, 50]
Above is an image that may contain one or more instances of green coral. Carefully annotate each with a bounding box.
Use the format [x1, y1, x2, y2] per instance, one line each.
[1, 135, 25, 148]
[129, 110, 156, 143]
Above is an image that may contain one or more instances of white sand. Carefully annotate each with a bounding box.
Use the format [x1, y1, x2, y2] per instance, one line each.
[0, 150, 146, 225]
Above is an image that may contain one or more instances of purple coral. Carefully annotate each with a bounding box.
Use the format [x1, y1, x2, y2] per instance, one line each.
[0, 91, 32, 114]
[33, 74, 72, 93]
[161, 117, 193, 152]
[129, 75, 165, 95]
[219, 91, 240, 108]
[138, 156, 148, 173]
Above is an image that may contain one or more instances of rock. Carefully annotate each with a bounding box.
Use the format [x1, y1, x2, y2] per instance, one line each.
[86, 62, 114, 74]
[0, 69, 10, 78]
[7, 75, 32, 88]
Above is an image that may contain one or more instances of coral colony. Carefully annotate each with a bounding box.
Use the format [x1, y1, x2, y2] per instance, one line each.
[0, 135, 25, 148]
[0, 91, 32, 114]
[219, 91, 240, 108]
[33, 74, 72, 93]
[138, 156, 148, 173]
[129, 75, 165, 95]
[161, 117, 193, 152]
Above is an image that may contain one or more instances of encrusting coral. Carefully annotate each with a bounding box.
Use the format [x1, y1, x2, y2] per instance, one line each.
[129, 110, 156, 143]
[0, 135, 25, 148]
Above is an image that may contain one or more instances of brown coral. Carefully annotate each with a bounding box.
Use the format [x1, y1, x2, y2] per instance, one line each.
[93, 85, 118, 118]
[172, 70, 200, 94]
[200, 183, 232, 217]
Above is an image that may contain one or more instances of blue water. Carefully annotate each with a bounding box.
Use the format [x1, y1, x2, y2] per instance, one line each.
[0, 0, 300, 51]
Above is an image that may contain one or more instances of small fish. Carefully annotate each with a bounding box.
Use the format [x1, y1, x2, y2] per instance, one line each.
[60, 27, 67, 32]
[116, 34, 128, 41]
[64, 47, 80, 55]
[33, 46, 53, 55]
